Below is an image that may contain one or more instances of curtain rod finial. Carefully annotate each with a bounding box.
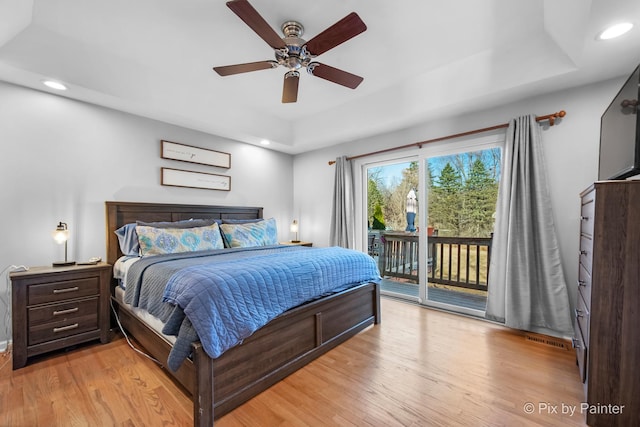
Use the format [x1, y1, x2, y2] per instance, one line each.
[550, 110, 566, 126]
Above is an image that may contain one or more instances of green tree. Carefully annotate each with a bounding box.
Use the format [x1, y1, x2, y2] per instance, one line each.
[367, 176, 385, 228]
[462, 158, 498, 236]
[371, 203, 386, 230]
[430, 162, 463, 235]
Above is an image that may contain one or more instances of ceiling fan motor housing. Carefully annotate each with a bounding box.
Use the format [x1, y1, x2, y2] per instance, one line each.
[276, 21, 312, 71]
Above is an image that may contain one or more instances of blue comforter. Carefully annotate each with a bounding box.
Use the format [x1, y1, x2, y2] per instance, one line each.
[124, 245, 380, 370]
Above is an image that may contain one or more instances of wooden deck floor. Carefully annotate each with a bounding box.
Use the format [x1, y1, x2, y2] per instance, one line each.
[380, 278, 487, 311]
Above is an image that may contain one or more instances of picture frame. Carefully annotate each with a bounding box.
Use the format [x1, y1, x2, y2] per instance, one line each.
[161, 140, 231, 169]
[161, 167, 231, 191]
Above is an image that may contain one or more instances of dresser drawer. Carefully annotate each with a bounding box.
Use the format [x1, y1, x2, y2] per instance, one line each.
[573, 318, 588, 384]
[28, 309, 99, 346]
[28, 277, 99, 305]
[579, 235, 593, 273]
[28, 297, 99, 327]
[580, 197, 595, 237]
[575, 291, 590, 346]
[577, 263, 592, 308]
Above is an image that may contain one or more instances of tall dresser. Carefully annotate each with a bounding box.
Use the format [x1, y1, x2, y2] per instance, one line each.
[574, 181, 640, 426]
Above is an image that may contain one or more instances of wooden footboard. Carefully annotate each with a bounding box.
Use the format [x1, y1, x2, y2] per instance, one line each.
[114, 281, 380, 425]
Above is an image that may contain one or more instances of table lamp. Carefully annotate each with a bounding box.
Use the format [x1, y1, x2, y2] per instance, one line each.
[52, 221, 76, 267]
[290, 220, 300, 243]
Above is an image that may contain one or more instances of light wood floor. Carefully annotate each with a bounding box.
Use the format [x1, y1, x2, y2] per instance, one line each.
[0, 297, 587, 426]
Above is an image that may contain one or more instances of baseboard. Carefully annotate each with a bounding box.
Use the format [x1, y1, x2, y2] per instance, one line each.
[0, 340, 11, 353]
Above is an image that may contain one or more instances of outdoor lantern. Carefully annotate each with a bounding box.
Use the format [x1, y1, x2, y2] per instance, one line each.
[406, 189, 417, 232]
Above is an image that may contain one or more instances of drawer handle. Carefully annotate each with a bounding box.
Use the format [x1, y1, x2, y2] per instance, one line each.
[53, 323, 79, 333]
[571, 338, 581, 349]
[577, 280, 586, 287]
[575, 308, 583, 319]
[53, 307, 79, 316]
[52, 286, 79, 294]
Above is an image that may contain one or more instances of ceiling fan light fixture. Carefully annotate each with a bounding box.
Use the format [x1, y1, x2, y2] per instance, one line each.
[597, 22, 633, 40]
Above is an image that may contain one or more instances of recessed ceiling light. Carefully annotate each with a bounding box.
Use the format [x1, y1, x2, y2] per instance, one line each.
[42, 80, 67, 90]
[597, 22, 633, 40]
[260, 139, 270, 146]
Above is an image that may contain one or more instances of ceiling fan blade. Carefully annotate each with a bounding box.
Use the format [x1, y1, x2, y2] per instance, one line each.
[308, 63, 363, 89]
[305, 12, 367, 56]
[213, 61, 277, 76]
[226, 0, 286, 50]
[282, 71, 300, 103]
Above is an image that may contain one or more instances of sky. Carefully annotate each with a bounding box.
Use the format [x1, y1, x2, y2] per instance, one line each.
[368, 147, 501, 190]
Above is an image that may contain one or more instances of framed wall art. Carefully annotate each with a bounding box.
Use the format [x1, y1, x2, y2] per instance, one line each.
[161, 140, 231, 169]
[161, 167, 231, 191]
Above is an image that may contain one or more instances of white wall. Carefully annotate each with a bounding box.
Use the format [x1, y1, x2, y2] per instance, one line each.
[293, 77, 626, 315]
[0, 81, 294, 344]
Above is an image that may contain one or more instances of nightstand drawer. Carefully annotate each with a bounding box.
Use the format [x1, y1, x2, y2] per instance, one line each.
[28, 277, 99, 305]
[29, 309, 99, 345]
[28, 297, 99, 327]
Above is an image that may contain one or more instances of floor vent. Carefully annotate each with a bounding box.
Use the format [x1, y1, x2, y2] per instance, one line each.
[524, 333, 570, 350]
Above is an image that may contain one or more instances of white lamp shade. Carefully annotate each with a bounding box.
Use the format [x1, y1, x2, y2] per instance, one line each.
[52, 229, 69, 244]
[52, 222, 70, 244]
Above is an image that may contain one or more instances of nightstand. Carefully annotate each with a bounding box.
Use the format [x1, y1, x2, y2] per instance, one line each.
[10, 262, 112, 369]
[280, 241, 313, 247]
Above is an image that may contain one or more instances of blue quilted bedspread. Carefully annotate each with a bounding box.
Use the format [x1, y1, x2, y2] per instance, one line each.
[124, 245, 380, 370]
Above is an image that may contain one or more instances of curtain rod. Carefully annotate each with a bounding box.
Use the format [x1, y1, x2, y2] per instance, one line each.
[327, 110, 566, 165]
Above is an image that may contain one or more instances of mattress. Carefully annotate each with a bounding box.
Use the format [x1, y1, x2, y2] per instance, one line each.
[114, 286, 176, 345]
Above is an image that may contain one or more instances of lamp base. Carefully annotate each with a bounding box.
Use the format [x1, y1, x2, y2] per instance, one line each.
[290, 240, 300, 243]
[52, 260, 76, 267]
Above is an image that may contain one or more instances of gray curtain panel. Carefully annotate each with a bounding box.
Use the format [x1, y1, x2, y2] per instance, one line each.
[485, 115, 573, 336]
[329, 156, 355, 248]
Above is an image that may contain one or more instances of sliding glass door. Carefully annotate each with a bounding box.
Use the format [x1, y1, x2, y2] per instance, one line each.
[420, 145, 501, 315]
[365, 158, 421, 302]
[362, 134, 502, 316]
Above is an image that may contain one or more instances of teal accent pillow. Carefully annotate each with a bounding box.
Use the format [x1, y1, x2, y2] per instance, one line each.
[136, 222, 225, 256]
[219, 218, 278, 248]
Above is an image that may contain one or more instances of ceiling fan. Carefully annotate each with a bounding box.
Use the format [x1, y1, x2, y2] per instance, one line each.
[213, 0, 367, 103]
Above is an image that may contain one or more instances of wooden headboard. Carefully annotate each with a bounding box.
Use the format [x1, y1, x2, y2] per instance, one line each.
[105, 201, 263, 266]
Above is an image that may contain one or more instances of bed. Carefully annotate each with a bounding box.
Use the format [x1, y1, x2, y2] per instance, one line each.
[105, 201, 381, 426]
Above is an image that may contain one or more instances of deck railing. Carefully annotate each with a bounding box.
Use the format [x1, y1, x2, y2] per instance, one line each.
[378, 232, 492, 292]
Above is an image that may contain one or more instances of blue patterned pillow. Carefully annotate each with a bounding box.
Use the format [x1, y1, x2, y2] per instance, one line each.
[219, 218, 278, 248]
[136, 222, 225, 256]
[116, 218, 220, 256]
